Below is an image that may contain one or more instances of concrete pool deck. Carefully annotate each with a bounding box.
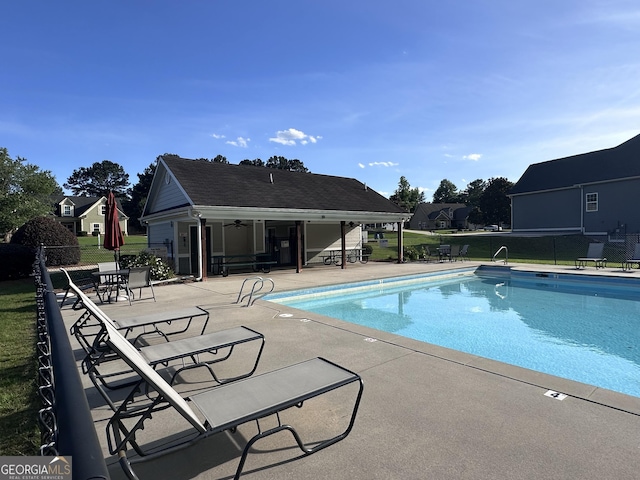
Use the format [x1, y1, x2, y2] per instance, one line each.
[60, 260, 640, 479]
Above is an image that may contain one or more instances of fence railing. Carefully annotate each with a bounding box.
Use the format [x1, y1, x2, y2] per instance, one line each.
[490, 234, 640, 266]
[34, 247, 110, 479]
[427, 233, 640, 266]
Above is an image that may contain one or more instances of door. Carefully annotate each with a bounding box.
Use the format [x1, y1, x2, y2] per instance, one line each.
[190, 225, 212, 275]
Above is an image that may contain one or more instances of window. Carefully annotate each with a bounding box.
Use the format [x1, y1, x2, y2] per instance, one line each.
[93, 223, 100, 233]
[101, 205, 107, 215]
[586, 193, 598, 212]
[63, 205, 73, 216]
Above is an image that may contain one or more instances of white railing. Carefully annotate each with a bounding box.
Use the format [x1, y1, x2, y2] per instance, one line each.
[235, 276, 275, 307]
[492, 246, 509, 264]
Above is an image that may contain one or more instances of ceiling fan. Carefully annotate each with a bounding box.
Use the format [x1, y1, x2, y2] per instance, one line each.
[224, 219, 249, 229]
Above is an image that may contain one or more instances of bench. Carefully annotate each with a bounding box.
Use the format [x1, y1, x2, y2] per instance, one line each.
[220, 260, 277, 277]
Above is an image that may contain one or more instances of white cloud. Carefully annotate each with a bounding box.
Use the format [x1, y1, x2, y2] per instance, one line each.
[211, 133, 225, 139]
[269, 128, 321, 146]
[463, 153, 482, 161]
[358, 163, 365, 168]
[226, 136, 250, 148]
[368, 161, 399, 167]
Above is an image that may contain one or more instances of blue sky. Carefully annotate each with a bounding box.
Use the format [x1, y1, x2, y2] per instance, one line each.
[3, 1, 640, 200]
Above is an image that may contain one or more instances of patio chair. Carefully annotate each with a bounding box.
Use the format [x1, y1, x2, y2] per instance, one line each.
[125, 266, 156, 304]
[94, 261, 119, 303]
[622, 243, 640, 271]
[575, 243, 606, 269]
[63, 270, 265, 410]
[458, 244, 470, 261]
[438, 244, 451, 262]
[102, 317, 363, 480]
[449, 244, 461, 261]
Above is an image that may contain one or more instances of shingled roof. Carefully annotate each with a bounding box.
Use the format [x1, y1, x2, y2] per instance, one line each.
[510, 133, 640, 195]
[161, 156, 406, 214]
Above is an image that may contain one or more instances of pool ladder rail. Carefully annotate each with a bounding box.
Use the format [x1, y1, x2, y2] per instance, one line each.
[492, 246, 508, 264]
[235, 276, 275, 307]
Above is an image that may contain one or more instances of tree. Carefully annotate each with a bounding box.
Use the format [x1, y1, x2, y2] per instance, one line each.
[265, 156, 309, 172]
[432, 179, 461, 203]
[460, 179, 486, 208]
[64, 160, 129, 197]
[478, 177, 514, 225]
[239, 158, 265, 167]
[125, 162, 156, 233]
[389, 176, 425, 213]
[0, 148, 61, 240]
[211, 154, 228, 164]
[195, 155, 229, 163]
[467, 206, 484, 226]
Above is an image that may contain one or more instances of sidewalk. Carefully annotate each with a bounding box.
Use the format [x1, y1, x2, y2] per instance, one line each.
[61, 261, 640, 480]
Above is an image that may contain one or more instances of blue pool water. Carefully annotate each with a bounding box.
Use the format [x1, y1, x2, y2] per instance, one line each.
[267, 269, 640, 398]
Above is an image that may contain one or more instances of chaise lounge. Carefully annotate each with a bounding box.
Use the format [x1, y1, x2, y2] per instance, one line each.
[575, 242, 606, 269]
[622, 243, 640, 271]
[101, 317, 364, 479]
[63, 270, 265, 410]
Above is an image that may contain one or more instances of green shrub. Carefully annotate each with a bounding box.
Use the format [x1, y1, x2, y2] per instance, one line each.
[11, 216, 80, 266]
[77, 231, 88, 237]
[0, 244, 35, 281]
[362, 244, 373, 256]
[403, 245, 421, 262]
[120, 250, 174, 281]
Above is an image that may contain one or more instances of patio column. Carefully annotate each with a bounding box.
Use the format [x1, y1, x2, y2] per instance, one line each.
[397, 221, 403, 264]
[200, 218, 208, 281]
[295, 220, 303, 273]
[340, 221, 346, 269]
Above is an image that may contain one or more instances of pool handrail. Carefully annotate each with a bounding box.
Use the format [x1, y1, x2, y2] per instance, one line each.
[492, 245, 508, 264]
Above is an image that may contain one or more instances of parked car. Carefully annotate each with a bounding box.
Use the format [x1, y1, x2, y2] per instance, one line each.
[483, 225, 502, 231]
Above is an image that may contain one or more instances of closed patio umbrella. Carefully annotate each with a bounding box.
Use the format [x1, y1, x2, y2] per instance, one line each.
[103, 190, 125, 265]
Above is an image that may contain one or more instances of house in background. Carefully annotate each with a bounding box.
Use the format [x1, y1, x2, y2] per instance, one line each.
[408, 203, 472, 231]
[509, 133, 640, 235]
[52, 195, 129, 236]
[140, 156, 409, 278]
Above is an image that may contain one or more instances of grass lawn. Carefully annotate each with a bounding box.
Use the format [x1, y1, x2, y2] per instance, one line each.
[0, 278, 39, 455]
[75, 234, 149, 263]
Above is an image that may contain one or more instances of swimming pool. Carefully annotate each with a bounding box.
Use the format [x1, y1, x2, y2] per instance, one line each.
[266, 267, 640, 398]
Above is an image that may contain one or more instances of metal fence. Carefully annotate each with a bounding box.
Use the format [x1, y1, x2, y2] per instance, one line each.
[481, 233, 640, 266]
[34, 247, 110, 479]
[414, 233, 640, 266]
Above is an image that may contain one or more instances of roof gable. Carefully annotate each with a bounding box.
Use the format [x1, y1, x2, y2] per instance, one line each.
[510, 133, 640, 195]
[147, 156, 406, 215]
[52, 195, 127, 218]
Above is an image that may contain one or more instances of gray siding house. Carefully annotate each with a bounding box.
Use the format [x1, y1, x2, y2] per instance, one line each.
[141, 156, 408, 278]
[509, 133, 640, 235]
[409, 203, 472, 231]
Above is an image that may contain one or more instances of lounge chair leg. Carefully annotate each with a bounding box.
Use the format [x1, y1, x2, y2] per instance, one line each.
[118, 450, 140, 480]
